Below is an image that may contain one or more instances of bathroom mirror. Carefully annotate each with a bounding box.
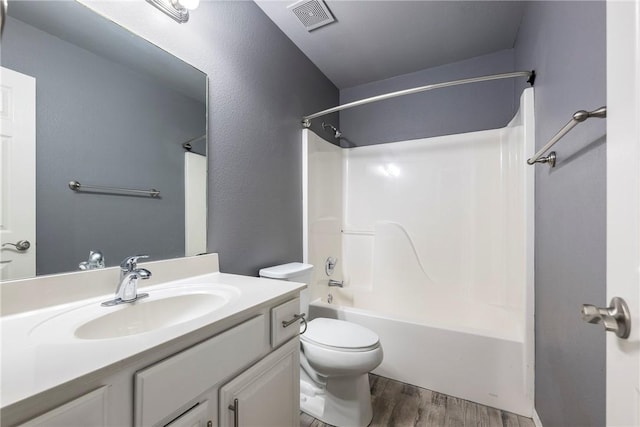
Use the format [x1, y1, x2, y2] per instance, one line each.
[1, 1, 207, 278]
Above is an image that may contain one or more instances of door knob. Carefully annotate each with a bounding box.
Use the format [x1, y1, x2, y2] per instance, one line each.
[581, 297, 631, 339]
[2, 240, 30, 251]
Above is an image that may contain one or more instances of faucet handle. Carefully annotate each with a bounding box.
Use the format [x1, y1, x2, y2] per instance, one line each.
[120, 255, 149, 271]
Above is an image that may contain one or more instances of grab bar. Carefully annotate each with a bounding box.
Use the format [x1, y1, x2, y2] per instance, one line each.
[527, 107, 606, 167]
[68, 180, 160, 198]
[341, 229, 375, 236]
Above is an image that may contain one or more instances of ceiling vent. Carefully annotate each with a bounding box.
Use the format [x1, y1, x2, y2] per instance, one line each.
[288, 0, 335, 32]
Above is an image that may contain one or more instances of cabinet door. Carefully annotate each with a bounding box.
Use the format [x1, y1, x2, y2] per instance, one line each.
[18, 387, 108, 427]
[135, 315, 267, 427]
[220, 338, 299, 427]
[165, 401, 210, 427]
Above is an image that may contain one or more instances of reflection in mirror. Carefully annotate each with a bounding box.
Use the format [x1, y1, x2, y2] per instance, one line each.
[0, 1, 207, 279]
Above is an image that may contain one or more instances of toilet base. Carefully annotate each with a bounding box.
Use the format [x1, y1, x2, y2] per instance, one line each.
[300, 368, 373, 427]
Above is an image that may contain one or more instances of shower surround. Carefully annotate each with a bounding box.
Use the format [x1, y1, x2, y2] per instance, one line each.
[303, 89, 534, 416]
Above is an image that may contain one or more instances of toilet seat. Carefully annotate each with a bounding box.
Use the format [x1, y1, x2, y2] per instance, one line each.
[301, 318, 380, 351]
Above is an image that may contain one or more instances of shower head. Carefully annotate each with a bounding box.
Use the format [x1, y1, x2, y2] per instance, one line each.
[321, 121, 342, 139]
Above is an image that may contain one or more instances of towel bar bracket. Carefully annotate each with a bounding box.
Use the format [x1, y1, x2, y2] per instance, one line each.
[531, 151, 556, 168]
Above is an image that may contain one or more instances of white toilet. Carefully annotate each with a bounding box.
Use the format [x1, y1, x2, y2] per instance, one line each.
[259, 262, 383, 427]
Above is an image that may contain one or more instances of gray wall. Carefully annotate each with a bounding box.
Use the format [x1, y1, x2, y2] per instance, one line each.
[339, 49, 518, 146]
[514, 2, 606, 426]
[2, 16, 206, 275]
[82, 1, 339, 276]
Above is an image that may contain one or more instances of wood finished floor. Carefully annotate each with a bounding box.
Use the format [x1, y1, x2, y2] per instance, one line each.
[300, 374, 536, 427]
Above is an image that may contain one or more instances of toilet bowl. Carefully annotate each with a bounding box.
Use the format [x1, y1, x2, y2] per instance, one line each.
[300, 318, 383, 427]
[259, 263, 383, 427]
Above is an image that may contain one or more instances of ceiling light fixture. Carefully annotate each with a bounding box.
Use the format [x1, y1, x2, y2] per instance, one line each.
[146, 0, 199, 24]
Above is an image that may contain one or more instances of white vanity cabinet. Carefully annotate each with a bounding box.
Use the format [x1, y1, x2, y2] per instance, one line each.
[134, 298, 302, 427]
[3, 267, 305, 427]
[219, 338, 299, 427]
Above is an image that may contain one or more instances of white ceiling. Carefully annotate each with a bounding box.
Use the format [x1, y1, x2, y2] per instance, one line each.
[255, 0, 525, 89]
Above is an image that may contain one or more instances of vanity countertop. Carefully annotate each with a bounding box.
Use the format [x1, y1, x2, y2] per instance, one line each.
[1, 271, 304, 410]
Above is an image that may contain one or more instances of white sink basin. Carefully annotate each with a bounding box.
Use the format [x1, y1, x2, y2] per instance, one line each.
[29, 284, 241, 341]
[75, 293, 227, 339]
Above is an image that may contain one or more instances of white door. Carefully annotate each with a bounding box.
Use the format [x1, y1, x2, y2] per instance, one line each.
[184, 151, 207, 256]
[606, 1, 640, 425]
[0, 67, 36, 280]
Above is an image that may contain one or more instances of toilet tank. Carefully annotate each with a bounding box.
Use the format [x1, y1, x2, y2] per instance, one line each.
[259, 263, 314, 314]
[258, 262, 313, 284]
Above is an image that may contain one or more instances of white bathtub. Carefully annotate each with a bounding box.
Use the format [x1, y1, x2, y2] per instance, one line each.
[308, 298, 533, 417]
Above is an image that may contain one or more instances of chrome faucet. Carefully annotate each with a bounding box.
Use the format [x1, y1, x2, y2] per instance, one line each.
[79, 250, 105, 270]
[101, 255, 151, 306]
[328, 279, 343, 288]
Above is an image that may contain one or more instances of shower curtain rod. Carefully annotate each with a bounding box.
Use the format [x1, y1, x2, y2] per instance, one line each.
[182, 134, 206, 151]
[301, 70, 535, 127]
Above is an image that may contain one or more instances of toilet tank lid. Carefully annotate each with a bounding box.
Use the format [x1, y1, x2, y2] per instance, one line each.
[259, 262, 313, 279]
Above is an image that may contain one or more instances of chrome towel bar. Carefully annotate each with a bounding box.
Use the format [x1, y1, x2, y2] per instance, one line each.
[68, 180, 160, 197]
[527, 107, 606, 167]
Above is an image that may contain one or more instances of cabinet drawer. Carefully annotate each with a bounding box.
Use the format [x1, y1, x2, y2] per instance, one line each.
[18, 387, 108, 427]
[271, 298, 302, 347]
[135, 315, 267, 427]
[164, 400, 210, 427]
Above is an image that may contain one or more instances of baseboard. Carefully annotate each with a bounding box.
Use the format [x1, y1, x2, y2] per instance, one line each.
[532, 409, 544, 427]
